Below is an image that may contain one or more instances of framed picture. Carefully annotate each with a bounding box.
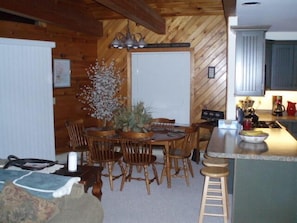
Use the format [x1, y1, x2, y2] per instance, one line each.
[53, 59, 71, 88]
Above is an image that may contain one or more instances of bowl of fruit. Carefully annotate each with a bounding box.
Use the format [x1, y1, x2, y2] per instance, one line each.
[239, 130, 269, 144]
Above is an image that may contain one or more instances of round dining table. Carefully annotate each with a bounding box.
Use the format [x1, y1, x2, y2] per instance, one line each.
[151, 131, 186, 188]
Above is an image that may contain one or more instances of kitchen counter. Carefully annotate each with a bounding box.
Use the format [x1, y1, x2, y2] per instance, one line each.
[207, 127, 297, 223]
[257, 109, 297, 121]
[207, 127, 297, 162]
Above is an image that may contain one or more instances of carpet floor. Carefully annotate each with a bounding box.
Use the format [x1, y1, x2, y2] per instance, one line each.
[56, 151, 232, 223]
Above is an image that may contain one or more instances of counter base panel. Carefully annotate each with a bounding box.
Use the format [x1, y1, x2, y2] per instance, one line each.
[233, 159, 297, 223]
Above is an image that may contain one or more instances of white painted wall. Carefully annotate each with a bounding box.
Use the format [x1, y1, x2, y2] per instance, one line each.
[0, 38, 56, 160]
[226, 16, 238, 119]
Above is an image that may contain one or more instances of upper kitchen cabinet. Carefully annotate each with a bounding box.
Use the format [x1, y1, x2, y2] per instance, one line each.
[266, 41, 297, 90]
[232, 26, 269, 96]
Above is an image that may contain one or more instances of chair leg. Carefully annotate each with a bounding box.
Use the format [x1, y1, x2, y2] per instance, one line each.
[187, 158, 194, 177]
[152, 163, 160, 185]
[143, 165, 151, 195]
[107, 162, 114, 191]
[79, 152, 82, 165]
[160, 164, 166, 184]
[182, 158, 190, 186]
[118, 159, 125, 177]
[120, 164, 128, 191]
[173, 158, 179, 172]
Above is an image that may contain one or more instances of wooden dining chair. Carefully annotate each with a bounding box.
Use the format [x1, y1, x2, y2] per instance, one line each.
[65, 119, 89, 165]
[150, 118, 175, 132]
[160, 126, 197, 186]
[119, 131, 159, 195]
[85, 129, 124, 191]
[150, 118, 176, 165]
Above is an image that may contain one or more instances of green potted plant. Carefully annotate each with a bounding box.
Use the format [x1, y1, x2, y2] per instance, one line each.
[113, 101, 152, 133]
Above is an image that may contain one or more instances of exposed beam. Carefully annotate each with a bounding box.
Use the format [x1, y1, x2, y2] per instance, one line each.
[95, 0, 166, 34]
[0, 0, 103, 36]
[222, 0, 236, 21]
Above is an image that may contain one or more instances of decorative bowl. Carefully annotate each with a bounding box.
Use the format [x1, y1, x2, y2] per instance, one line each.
[238, 141, 268, 154]
[239, 130, 269, 144]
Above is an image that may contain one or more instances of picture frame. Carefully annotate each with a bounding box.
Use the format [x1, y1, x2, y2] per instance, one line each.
[53, 59, 71, 88]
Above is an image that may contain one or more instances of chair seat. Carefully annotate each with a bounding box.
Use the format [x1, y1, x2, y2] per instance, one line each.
[124, 154, 157, 165]
[167, 148, 191, 158]
[90, 151, 123, 163]
[73, 145, 89, 152]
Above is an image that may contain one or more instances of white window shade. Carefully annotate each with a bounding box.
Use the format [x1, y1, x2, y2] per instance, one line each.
[132, 51, 191, 125]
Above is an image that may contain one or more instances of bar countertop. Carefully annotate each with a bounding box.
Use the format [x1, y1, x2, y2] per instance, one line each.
[207, 127, 297, 162]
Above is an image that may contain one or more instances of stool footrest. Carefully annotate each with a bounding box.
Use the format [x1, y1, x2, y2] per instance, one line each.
[206, 196, 223, 200]
[205, 203, 223, 207]
[204, 213, 226, 217]
[207, 188, 222, 192]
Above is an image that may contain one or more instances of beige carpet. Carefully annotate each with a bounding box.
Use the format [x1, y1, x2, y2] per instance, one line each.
[56, 151, 232, 223]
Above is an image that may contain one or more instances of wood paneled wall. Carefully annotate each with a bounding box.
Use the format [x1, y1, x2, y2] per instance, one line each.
[99, 15, 227, 122]
[0, 15, 227, 154]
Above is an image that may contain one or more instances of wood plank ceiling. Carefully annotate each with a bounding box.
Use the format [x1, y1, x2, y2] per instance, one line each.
[0, 0, 235, 36]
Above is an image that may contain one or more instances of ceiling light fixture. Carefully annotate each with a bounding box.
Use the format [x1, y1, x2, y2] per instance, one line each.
[111, 21, 147, 50]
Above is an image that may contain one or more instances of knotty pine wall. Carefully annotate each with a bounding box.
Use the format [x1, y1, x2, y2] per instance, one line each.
[0, 15, 227, 154]
[99, 15, 227, 124]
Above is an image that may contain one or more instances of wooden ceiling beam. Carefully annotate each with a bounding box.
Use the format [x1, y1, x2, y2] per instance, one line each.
[222, 0, 236, 21]
[0, 0, 103, 36]
[95, 0, 166, 34]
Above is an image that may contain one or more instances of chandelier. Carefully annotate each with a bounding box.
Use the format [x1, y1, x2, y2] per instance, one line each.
[111, 21, 147, 50]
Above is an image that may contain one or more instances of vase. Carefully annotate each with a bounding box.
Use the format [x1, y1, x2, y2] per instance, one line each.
[287, 101, 296, 116]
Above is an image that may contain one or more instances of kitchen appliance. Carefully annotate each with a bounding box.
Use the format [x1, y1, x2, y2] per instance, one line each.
[238, 98, 259, 123]
[252, 120, 282, 128]
[273, 102, 285, 116]
[287, 101, 296, 116]
[272, 96, 285, 116]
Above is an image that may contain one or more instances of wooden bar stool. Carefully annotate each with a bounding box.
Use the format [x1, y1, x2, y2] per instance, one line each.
[198, 167, 229, 223]
[202, 156, 229, 168]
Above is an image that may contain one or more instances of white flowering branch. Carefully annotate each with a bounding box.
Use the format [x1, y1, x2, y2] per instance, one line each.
[78, 59, 124, 126]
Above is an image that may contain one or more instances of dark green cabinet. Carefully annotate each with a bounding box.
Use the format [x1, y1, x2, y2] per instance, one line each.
[266, 41, 297, 90]
[232, 27, 268, 96]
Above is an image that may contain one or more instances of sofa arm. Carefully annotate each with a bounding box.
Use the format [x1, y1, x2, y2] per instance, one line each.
[48, 184, 104, 223]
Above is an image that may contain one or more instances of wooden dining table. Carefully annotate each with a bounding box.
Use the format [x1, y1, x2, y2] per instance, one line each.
[151, 130, 186, 188]
[85, 127, 186, 188]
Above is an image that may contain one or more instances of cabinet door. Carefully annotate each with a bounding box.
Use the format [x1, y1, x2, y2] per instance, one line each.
[235, 30, 266, 96]
[271, 44, 296, 89]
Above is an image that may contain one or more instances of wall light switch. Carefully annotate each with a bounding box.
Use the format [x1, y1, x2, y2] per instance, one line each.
[208, 66, 215, 79]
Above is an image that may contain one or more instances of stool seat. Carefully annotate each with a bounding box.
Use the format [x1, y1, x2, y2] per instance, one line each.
[201, 167, 229, 178]
[202, 157, 229, 168]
